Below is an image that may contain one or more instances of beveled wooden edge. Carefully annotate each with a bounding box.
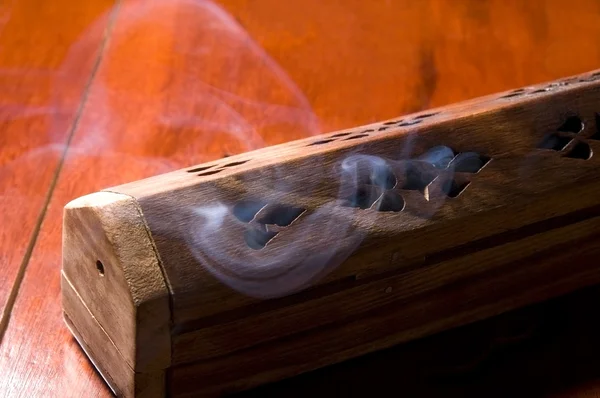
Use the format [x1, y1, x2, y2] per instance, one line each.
[106, 66, 600, 330]
[61, 192, 171, 373]
[62, 273, 165, 398]
[111, 68, 600, 196]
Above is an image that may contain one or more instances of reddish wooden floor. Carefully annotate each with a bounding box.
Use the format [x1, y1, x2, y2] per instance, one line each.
[2, 0, 600, 396]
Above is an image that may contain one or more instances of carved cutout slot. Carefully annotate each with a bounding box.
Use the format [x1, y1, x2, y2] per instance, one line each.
[344, 186, 382, 210]
[188, 165, 214, 173]
[565, 141, 592, 160]
[369, 164, 397, 189]
[257, 205, 305, 227]
[309, 139, 336, 146]
[344, 134, 370, 141]
[402, 162, 436, 192]
[238, 202, 307, 250]
[331, 132, 352, 138]
[398, 120, 422, 127]
[450, 152, 490, 173]
[529, 89, 549, 95]
[376, 191, 405, 212]
[245, 227, 278, 250]
[419, 146, 456, 169]
[557, 116, 583, 133]
[443, 179, 470, 198]
[415, 112, 439, 119]
[500, 89, 526, 99]
[197, 169, 223, 177]
[397, 146, 489, 199]
[233, 200, 268, 223]
[221, 160, 249, 168]
[537, 134, 572, 151]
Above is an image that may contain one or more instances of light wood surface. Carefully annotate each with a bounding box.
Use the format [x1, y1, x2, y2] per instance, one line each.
[5, 0, 600, 396]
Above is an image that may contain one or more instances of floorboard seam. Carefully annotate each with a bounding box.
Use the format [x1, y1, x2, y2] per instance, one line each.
[0, 0, 123, 343]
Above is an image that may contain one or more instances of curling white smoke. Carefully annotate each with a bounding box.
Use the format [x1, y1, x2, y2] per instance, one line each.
[176, 146, 460, 299]
[50, 0, 319, 169]
[179, 155, 382, 299]
[41, 0, 462, 299]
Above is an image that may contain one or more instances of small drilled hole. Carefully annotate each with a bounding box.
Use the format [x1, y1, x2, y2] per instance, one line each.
[376, 192, 405, 212]
[565, 141, 592, 160]
[442, 179, 470, 198]
[397, 120, 422, 127]
[233, 200, 268, 223]
[221, 160, 249, 168]
[96, 260, 105, 276]
[245, 227, 278, 250]
[197, 169, 223, 176]
[258, 205, 305, 227]
[344, 134, 369, 141]
[529, 89, 548, 94]
[331, 132, 352, 138]
[383, 120, 401, 125]
[415, 112, 439, 119]
[558, 116, 583, 133]
[309, 139, 336, 146]
[188, 165, 214, 173]
[361, 129, 375, 133]
[450, 152, 490, 173]
[378, 126, 391, 131]
[537, 134, 572, 151]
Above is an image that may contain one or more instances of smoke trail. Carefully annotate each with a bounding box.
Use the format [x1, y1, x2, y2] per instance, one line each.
[171, 144, 459, 299]
[44, 0, 460, 299]
[51, 0, 320, 167]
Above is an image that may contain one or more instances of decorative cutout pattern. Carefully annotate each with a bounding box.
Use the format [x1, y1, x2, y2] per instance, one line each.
[235, 202, 306, 250]
[341, 146, 490, 212]
[304, 112, 442, 147]
[233, 200, 268, 223]
[400, 146, 490, 199]
[499, 71, 600, 100]
[187, 158, 250, 175]
[536, 115, 593, 160]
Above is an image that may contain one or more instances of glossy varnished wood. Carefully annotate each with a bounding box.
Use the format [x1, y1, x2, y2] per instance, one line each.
[5, 0, 600, 396]
[0, 0, 117, 330]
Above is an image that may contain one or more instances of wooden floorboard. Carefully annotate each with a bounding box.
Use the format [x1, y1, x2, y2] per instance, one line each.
[0, 0, 118, 336]
[4, 0, 600, 396]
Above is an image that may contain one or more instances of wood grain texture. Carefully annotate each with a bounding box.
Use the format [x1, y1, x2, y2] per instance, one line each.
[62, 276, 165, 398]
[169, 233, 600, 396]
[5, 0, 600, 397]
[66, 70, 600, 396]
[0, 0, 117, 333]
[233, 284, 600, 398]
[111, 72, 600, 335]
[62, 192, 170, 372]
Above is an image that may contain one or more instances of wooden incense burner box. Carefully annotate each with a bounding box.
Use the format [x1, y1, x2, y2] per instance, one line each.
[62, 70, 600, 397]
